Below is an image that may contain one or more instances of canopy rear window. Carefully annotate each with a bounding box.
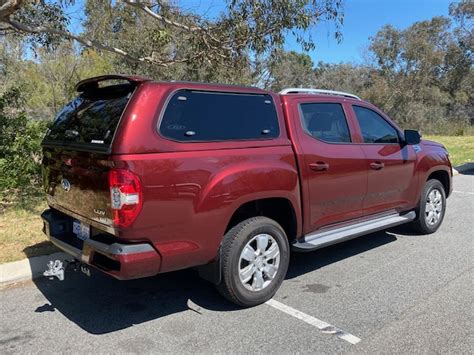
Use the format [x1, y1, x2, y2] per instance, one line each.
[42, 84, 134, 152]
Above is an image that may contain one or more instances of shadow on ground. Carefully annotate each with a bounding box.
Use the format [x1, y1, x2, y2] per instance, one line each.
[455, 163, 474, 176]
[32, 229, 400, 335]
[23, 241, 58, 259]
[459, 169, 474, 176]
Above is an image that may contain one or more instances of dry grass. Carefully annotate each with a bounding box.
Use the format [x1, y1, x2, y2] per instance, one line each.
[0, 197, 57, 264]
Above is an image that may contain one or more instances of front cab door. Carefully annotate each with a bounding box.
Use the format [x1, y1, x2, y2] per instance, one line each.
[349, 104, 418, 215]
[290, 99, 368, 234]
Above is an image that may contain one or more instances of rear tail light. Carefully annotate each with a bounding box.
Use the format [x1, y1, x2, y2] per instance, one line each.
[109, 169, 143, 228]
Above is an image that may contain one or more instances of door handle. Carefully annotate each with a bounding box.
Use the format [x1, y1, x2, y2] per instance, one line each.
[309, 162, 329, 171]
[370, 161, 385, 170]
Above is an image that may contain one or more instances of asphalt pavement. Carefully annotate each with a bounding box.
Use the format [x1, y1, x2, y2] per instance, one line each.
[1, 172, 473, 354]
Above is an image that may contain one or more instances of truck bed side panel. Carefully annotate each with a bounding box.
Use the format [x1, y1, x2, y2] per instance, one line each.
[113, 145, 300, 272]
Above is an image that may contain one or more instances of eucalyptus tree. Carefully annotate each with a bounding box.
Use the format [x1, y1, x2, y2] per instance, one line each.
[0, 0, 344, 83]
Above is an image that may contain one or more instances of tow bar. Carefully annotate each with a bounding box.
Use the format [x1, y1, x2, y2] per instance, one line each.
[43, 259, 91, 281]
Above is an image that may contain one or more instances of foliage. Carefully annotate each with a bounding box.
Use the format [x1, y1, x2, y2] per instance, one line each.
[362, 13, 473, 132]
[1, 0, 344, 81]
[264, 50, 316, 91]
[0, 87, 48, 193]
[1, 41, 115, 119]
[314, 62, 373, 95]
[9, 0, 72, 50]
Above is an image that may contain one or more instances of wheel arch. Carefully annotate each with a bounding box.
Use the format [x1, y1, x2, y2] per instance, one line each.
[426, 169, 451, 197]
[225, 197, 299, 243]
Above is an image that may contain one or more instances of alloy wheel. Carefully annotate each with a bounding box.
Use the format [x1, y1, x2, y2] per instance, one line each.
[238, 233, 280, 292]
[425, 188, 443, 226]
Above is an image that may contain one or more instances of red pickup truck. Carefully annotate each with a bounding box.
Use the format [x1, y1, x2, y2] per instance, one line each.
[41, 75, 452, 306]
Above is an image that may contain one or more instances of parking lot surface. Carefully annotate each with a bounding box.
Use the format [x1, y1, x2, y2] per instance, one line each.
[1, 172, 473, 353]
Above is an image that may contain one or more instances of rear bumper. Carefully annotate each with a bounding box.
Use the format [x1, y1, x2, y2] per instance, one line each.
[41, 209, 161, 280]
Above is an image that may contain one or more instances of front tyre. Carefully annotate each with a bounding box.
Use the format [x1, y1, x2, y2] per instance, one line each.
[216, 217, 290, 307]
[412, 179, 446, 234]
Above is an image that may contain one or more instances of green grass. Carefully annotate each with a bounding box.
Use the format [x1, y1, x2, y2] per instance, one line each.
[424, 135, 474, 167]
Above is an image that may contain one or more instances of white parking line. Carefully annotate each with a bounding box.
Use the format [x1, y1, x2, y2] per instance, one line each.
[266, 299, 361, 345]
[453, 190, 474, 195]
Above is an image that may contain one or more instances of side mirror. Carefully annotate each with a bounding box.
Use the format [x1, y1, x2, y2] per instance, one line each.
[404, 129, 421, 145]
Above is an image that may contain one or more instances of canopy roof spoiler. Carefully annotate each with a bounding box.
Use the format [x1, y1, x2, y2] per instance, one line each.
[279, 88, 361, 100]
[75, 74, 152, 92]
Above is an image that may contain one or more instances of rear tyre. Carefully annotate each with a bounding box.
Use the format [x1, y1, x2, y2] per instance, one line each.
[216, 217, 290, 307]
[412, 179, 446, 234]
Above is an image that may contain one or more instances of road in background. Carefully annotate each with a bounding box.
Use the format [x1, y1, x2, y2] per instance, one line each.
[1, 172, 473, 353]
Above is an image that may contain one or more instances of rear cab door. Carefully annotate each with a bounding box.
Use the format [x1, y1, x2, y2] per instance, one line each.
[347, 103, 418, 214]
[282, 95, 368, 234]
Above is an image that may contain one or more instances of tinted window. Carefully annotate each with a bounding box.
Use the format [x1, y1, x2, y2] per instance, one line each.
[353, 106, 399, 144]
[160, 90, 279, 141]
[43, 84, 133, 151]
[299, 103, 351, 143]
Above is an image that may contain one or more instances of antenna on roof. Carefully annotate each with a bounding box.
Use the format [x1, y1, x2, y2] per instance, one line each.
[279, 88, 361, 100]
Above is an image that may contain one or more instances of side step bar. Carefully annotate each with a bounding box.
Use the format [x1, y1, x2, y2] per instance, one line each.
[292, 211, 416, 251]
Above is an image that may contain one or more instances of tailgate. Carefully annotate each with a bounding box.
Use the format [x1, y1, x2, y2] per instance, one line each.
[43, 148, 113, 229]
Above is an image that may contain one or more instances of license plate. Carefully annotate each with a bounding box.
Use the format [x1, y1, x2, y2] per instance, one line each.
[73, 220, 90, 241]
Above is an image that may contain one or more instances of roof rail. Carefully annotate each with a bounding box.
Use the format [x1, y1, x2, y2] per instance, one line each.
[279, 88, 361, 100]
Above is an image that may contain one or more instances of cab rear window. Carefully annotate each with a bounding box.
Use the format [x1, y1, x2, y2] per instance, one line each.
[42, 84, 133, 152]
[159, 90, 279, 141]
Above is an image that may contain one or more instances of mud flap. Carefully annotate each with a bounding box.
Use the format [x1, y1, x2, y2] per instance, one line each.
[197, 249, 221, 285]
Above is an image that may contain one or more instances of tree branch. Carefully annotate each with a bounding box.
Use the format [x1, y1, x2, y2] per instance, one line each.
[4, 17, 185, 67]
[0, 0, 21, 19]
[123, 0, 204, 32]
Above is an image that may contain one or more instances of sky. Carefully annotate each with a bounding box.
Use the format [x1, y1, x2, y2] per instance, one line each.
[284, 0, 453, 64]
[65, 0, 454, 65]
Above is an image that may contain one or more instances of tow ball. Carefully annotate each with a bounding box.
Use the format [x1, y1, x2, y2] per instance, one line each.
[43, 259, 91, 281]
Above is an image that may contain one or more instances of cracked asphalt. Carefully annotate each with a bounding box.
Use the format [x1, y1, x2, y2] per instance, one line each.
[1, 172, 473, 353]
